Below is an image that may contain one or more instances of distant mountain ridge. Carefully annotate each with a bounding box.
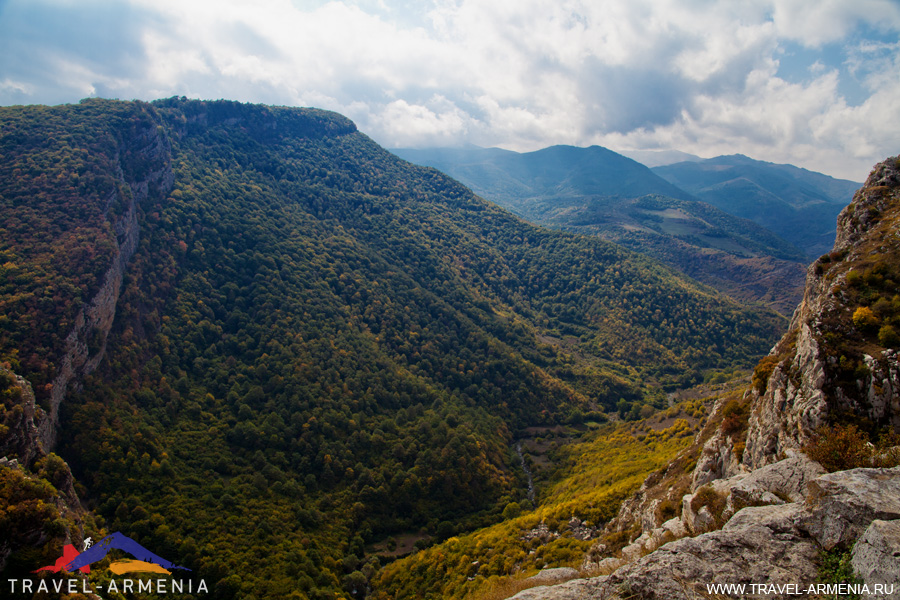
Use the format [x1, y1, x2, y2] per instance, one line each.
[616, 149, 704, 167]
[652, 154, 861, 257]
[393, 145, 817, 314]
[392, 145, 695, 210]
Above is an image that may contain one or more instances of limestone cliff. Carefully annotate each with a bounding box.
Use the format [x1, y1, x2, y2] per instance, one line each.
[744, 156, 900, 468]
[36, 114, 174, 450]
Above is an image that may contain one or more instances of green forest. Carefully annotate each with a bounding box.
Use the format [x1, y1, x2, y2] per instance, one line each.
[0, 98, 786, 599]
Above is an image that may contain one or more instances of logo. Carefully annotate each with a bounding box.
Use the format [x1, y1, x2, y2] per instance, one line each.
[7, 532, 206, 596]
[35, 531, 189, 575]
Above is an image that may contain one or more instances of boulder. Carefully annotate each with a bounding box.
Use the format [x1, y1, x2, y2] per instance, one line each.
[599, 523, 820, 600]
[509, 576, 606, 600]
[526, 567, 578, 583]
[731, 449, 825, 503]
[851, 520, 900, 600]
[660, 517, 688, 539]
[594, 557, 623, 574]
[802, 467, 900, 549]
[723, 502, 809, 534]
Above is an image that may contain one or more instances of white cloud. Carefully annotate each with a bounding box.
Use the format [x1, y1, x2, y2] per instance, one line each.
[1, 0, 899, 179]
[770, 0, 900, 47]
[0, 78, 32, 95]
[370, 97, 470, 147]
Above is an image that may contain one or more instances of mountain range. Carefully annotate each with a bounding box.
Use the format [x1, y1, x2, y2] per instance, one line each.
[393, 146, 860, 315]
[652, 154, 859, 257]
[3, 97, 893, 600]
[0, 98, 784, 598]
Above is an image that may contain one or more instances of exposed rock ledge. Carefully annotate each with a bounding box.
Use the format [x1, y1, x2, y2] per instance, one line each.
[514, 466, 900, 600]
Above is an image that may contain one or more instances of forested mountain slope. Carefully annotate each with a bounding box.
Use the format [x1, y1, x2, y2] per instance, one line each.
[0, 98, 784, 598]
[653, 154, 860, 258]
[394, 145, 811, 315]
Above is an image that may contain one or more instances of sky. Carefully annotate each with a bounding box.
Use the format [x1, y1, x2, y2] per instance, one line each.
[1, 0, 898, 181]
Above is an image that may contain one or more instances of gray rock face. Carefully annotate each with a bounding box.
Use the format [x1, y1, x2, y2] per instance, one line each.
[509, 577, 606, 600]
[802, 467, 900, 549]
[862, 351, 900, 427]
[851, 520, 900, 600]
[729, 449, 825, 508]
[692, 398, 745, 489]
[723, 502, 809, 534]
[527, 568, 579, 583]
[743, 323, 830, 470]
[600, 522, 820, 600]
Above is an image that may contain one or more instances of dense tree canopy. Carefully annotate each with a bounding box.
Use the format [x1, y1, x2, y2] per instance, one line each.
[0, 98, 785, 598]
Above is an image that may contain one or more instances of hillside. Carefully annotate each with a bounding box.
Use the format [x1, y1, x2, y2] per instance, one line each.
[489, 156, 900, 599]
[0, 99, 786, 598]
[395, 145, 811, 314]
[653, 154, 860, 257]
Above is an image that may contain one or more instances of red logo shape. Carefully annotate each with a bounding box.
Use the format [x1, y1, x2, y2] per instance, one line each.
[33, 544, 90, 574]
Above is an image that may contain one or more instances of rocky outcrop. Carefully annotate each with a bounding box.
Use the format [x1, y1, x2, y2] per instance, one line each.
[522, 466, 900, 599]
[510, 577, 606, 600]
[744, 156, 900, 468]
[801, 467, 900, 549]
[600, 515, 820, 600]
[526, 567, 579, 584]
[1, 366, 88, 573]
[37, 114, 174, 450]
[851, 520, 900, 600]
[743, 323, 830, 469]
[0, 366, 44, 466]
[730, 449, 824, 503]
[691, 399, 745, 488]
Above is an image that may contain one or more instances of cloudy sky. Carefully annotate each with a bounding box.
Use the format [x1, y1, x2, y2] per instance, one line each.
[1, 0, 898, 180]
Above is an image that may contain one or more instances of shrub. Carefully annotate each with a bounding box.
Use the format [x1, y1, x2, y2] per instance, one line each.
[852, 306, 879, 331]
[803, 424, 872, 472]
[818, 547, 861, 596]
[752, 355, 782, 394]
[879, 325, 900, 348]
[720, 400, 748, 436]
[690, 485, 727, 527]
[502, 502, 522, 520]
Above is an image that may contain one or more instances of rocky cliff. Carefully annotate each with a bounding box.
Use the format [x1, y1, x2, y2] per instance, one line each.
[744, 156, 900, 468]
[0, 366, 89, 573]
[1, 104, 173, 575]
[36, 112, 174, 450]
[515, 156, 900, 599]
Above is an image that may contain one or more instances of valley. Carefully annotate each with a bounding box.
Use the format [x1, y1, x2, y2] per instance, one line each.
[0, 98, 895, 600]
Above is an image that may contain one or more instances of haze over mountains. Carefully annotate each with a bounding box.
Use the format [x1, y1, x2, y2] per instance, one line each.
[394, 146, 860, 315]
